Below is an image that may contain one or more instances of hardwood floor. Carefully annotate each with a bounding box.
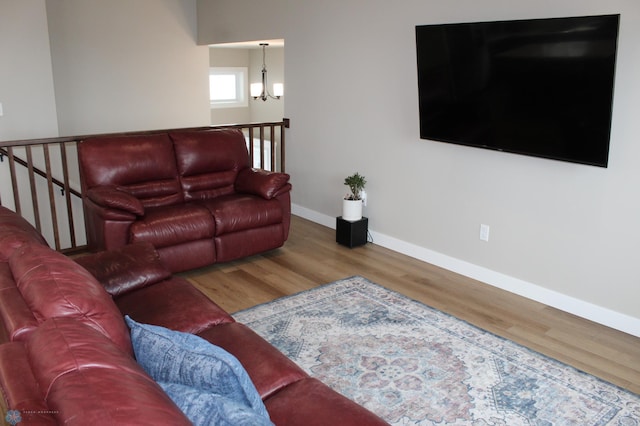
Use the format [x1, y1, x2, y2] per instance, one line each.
[181, 215, 640, 395]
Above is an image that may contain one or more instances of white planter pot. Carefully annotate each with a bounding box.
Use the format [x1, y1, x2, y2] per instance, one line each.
[342, 199, 363, 221]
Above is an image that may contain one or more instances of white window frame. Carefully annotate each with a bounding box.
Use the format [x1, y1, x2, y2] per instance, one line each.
[209, 67, 248, 109]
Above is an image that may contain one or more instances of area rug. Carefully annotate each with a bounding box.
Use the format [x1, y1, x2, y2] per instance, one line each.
[234, 276, 640, 425]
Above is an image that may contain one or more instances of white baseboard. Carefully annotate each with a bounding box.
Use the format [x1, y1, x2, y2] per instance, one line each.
[292, 203, 640, 338]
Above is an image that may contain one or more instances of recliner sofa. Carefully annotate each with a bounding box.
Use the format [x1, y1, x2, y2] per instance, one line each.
[78, 128, 292, 273]
[0, 205, 388, 425]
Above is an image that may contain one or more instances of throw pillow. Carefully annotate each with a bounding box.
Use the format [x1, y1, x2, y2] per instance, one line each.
[160, 382, 273, 426]
[125, 316, 272, 426]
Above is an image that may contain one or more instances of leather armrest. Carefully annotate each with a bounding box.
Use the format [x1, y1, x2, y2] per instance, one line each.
[75, 242, 171, 298]
[0, 287, 39, 342]
[235, 168, 291, 199]
[86, 186, 144, 216]
[0, 343, 56, 425]
[272, 183, 293, 199]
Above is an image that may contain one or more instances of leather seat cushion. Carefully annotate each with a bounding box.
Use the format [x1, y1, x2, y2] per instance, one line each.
[130, 203, 215, 248]
[156, 240, 216, 274]
[197, 322, 308, 400]
[115, 277, 234, 334]
[264, 378, 389, 426]
[200, 194, 283, 236]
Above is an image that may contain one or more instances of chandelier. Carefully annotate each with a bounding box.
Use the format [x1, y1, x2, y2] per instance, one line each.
[250, 43, 283, 101]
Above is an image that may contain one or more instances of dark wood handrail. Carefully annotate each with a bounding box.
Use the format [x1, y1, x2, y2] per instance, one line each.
[0, 121, 288, 148]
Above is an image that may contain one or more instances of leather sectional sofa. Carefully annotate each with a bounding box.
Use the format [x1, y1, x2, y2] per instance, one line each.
[78, 128, 292, 273]
[0, 206, 388, 425]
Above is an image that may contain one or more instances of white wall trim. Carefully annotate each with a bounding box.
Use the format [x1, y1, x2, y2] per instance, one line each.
[292, 203, 640, 338]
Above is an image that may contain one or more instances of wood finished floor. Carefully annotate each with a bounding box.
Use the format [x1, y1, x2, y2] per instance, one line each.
[181, 215, 640, 395]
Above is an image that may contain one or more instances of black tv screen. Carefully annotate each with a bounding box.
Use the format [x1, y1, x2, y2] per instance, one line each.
[416, 14, 619, 167]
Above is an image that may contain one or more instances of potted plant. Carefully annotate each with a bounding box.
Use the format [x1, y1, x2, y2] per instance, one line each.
[342, 172, 366, 221]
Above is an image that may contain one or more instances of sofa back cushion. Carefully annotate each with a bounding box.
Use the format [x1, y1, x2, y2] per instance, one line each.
[26, 318, 190, 425]
[9, 243, 132, 354]
[170, 129, 251, 201]
[79, 133, 183, 208]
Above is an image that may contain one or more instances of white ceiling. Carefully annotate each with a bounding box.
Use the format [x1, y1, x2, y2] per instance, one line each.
[209, 39, 284, 49]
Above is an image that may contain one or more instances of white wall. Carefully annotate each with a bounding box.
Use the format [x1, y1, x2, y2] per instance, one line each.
[46, 0, 209, 135]
[0, 0, 58, 141]
[198, 0, 640, 335]
[0, 0, 61, 225]
[1, 0, 209, 139]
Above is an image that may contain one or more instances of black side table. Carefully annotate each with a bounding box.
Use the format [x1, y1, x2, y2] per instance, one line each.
[336, 216, 368, 248]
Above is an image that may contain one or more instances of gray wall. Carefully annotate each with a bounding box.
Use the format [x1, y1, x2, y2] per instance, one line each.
[46, 0, 209, 135]
[0, 1, 58, 141]
[198, 0, 640, 335]
[0, 0, 208, 138]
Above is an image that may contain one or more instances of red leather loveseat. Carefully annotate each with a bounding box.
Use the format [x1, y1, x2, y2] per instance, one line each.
[0, 206, 388, 425]
[78, 128, 291, 273]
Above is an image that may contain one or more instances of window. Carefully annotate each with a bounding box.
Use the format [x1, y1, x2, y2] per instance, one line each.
[209, 67, 248, 109]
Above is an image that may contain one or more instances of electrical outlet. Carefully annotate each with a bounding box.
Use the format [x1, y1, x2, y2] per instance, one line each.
[0, 102, 3, 117]
[361, 190, 367, 207]
[480, 224, 490, 242]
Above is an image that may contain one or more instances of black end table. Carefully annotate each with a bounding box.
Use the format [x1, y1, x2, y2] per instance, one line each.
[336, 216, 368, 248]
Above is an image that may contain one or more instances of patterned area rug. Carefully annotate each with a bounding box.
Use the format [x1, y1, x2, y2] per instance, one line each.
[234, 276, 640, 425]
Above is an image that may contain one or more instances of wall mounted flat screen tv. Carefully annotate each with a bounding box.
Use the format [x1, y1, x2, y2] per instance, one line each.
[415, 14, 619, 167]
